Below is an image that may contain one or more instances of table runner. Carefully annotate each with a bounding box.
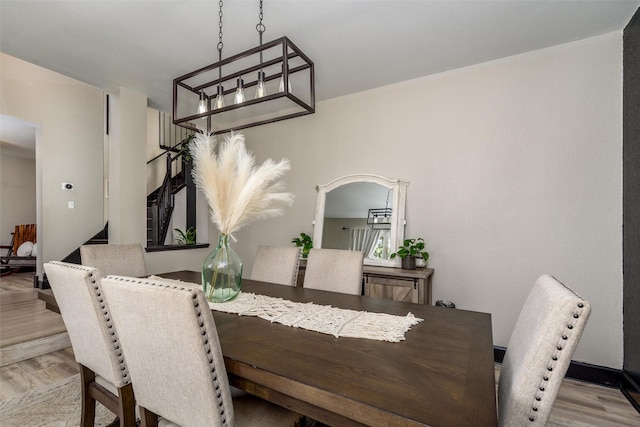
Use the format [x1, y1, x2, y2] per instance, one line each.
[208, 292, 422, 342]
[149, 276, 422, 342]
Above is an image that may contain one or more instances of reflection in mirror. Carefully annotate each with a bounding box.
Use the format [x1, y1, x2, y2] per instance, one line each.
[313, 175, 409, 267]
[323, 183, 392, 259]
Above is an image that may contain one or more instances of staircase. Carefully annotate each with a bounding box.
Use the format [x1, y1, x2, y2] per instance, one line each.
[1, 271, 70, 365]
[59, 224, 109, 265]
[146, 164, 188, 246]
[146, 132, 194, 247]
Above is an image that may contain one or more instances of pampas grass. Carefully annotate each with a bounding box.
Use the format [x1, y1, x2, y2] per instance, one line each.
[190, 132, 294, 237]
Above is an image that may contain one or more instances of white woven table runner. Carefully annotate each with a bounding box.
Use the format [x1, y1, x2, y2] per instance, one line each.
[208, 292, 423, 342]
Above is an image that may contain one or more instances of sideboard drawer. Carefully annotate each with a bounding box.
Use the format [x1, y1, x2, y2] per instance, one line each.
[363, 266, 433, 305]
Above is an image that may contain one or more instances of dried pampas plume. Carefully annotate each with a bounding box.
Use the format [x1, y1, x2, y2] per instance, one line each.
[190, 132, 294, 237]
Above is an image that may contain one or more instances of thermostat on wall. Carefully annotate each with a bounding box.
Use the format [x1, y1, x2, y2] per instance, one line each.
[62, 182, 74, 190]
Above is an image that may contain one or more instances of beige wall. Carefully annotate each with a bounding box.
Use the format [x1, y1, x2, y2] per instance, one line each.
[0, 154, 36, 244]
[238, 33, 623, 369]
[0, 53, 105, 271]
[107, 87, 148, 245]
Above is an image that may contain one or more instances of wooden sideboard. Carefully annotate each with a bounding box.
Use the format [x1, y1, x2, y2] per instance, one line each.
[363, 265, 433, 305]
[297, 260, 434, 305]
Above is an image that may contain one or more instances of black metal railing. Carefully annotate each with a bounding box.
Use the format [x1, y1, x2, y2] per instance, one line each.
[147, 112, 197, 247]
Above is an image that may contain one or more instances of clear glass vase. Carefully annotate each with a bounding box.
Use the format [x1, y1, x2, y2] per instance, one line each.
[202, 234, 243, 302]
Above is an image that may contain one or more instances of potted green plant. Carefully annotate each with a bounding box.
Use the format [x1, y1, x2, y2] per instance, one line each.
[390, 238, 429, 270]
[174, 227, 196, 245]
[291, 232, 313, 259]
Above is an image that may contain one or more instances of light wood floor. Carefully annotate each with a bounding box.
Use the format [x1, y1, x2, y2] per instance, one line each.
[0, 270, 69, 366]
[0, 270, 66, 346]
[0, 272, 638, 425]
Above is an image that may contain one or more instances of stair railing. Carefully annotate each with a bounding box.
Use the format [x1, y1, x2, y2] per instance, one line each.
[148, 135, 195, 246]
[150, 153, 176, 246]
[147, 111, 196, 247]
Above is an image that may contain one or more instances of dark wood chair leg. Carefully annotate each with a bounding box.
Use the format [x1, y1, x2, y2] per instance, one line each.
[139, 406, 159, 427]
[80, 364, 97, 427]
[117, 383, 136, 427]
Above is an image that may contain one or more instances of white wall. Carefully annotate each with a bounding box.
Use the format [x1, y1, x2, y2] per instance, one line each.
[237, 33, 623, 369]
[0, 154, 36, 244]
[0, 53, 105, 270]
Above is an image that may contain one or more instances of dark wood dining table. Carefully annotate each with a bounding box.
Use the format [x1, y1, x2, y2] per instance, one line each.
[159, 270, 498, 427]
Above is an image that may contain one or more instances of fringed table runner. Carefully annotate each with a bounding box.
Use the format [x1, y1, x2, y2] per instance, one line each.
[208, 292, 423, 342]
[149, 276, 422, 342]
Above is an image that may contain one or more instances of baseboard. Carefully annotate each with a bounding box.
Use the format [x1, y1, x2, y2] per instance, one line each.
[494, 346, 621, 388]
[622, 372, 640, 413]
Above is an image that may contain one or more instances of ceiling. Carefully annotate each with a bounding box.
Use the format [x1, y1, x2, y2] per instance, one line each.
[1, 0, 639, 151]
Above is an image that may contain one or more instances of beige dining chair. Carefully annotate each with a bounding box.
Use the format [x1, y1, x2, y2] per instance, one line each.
[303, 248, 364, 295]
[101, 275, 303, 427]
[251, 245, 301, 286]
[80, 243, 147, 277]
[43, 261, 136, 427]
[497, 274, 591, 426]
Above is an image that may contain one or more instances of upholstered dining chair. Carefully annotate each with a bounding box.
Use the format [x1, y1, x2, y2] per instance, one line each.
[497, 274, 591, 427]
[101, 275, 303, 427]
[43, 261, 136, 427]
[80, 243, 147, 277]
[251, 245, 301, 286]
[303, 248, 364, 295]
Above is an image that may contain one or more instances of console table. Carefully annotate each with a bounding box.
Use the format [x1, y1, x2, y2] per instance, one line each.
[297, 261, 434, 305]
[363, 265, 433, 305]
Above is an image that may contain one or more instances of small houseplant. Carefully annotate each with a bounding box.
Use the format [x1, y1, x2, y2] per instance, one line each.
[174, 227, 196, 245]
[291, 232, 313, 259]
[390, 238, 429, 270]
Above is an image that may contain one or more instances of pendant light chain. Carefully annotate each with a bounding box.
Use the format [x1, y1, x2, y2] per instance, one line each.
[217, 0, 224, 77]
[257, 0, 265, 65]
[256, 0, 265, 46]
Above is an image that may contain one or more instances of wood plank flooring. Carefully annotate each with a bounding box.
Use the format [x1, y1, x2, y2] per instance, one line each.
[0, 271, 69, 365]
[0, 271, 638, 425]
[0, 347, 77, 400]
[494, 365, 640, 427]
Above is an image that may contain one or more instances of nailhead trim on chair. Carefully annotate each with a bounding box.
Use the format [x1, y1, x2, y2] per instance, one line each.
[50, 262, 131, 384]
[526, 296, 587, 424]
[107, 277, 230, 427]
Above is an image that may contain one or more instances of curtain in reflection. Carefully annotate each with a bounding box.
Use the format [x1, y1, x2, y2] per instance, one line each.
[349, 228, 381, 258]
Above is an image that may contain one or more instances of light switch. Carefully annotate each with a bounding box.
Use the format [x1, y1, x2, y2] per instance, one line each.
[68, 201, 75, 209]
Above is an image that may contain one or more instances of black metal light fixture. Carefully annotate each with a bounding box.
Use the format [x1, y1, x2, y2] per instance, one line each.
[173, 0, 315, 135]
[367, 190, 393, 230]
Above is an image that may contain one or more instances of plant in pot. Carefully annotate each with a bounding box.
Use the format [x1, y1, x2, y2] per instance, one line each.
[390, 238, 429, 270]
[291, 232, 313, 259]
[174, 227, 196, 245]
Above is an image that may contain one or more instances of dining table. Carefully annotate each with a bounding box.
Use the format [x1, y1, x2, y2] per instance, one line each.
[158, 270, 498, 427]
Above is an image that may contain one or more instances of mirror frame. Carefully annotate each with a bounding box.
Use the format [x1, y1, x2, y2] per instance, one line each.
[313, 174, 409, 267]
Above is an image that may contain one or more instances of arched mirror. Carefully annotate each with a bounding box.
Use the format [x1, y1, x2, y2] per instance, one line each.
[313, 174, 408, 267]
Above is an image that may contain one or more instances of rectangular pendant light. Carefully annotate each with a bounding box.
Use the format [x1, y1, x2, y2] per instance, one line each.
[173, 36, 314, 134]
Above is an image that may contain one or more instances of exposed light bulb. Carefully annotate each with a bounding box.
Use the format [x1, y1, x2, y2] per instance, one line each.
[255, 71, 267, 99]
[278, 65, 292, 93]
[197, 91, 207, 114]
[213, 85, 225, 110]
[234, 78, 245, 104]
